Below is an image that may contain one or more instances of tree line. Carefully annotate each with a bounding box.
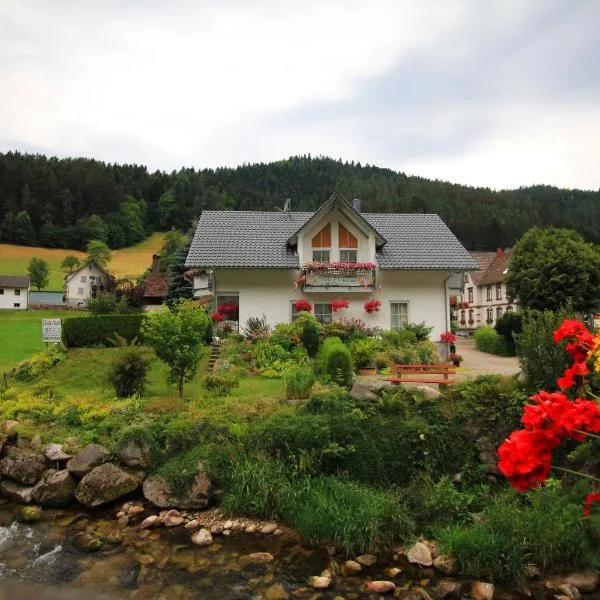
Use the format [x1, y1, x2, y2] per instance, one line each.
[2, 151, 600, 251]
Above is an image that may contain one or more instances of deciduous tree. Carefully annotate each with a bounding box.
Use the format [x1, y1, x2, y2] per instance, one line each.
[27, 257, 50, 290]
[506, 227, 600, 312]
[86, 240, 112, 268]
[61, 255, 80, 272]
[141, 300, 212, 396]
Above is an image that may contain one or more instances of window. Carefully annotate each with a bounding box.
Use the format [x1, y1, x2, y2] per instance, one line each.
[390, 302, 408, 330]
[14, 289, 20, 296]
[311, 223, 331, 263]
[497, 306, 503, 320]
[339, 249, 357, 263]
[496, 284, 502, 300]
[468, 309, 474, 323]
[467, 287, 473, 303]
[314, 303, 333, 324]
[0, 289, 3, 295]
[339, 223, 358, 263]
[312, 249, 330, 262]
[460, 309, 465, 322]
[486, 285, 492, 301]
[77, 287, 84, 296]
[487, 308, 493, 323]
[81, 275, 87, 283]
[13, 303, 20, 308]
[215, 293, 239, 320]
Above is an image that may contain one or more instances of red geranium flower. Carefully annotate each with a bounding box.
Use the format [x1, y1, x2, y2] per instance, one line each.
[440, 331, 456, 343]
[364, 299, 382, 313]
[294, 299, 313, 313]
[583, 493, 600, 517]
[557, 361, 590, 390]
[210, 312, 224, 322]
[331, 300, 350, 312]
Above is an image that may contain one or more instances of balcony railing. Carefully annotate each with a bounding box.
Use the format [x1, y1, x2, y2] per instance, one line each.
[298, 262, 376, 291]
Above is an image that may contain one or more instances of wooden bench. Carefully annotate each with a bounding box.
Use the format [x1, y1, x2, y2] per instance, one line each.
[384, 363, 457, 388]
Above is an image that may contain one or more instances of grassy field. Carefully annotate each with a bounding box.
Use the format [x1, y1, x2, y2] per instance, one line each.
[0, 309, 88, 374]
[0, 232, 165, 290]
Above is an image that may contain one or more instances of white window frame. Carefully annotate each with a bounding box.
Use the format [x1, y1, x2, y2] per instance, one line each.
[77, 287, 84, 296]
[0, 289, 3, 295]
[339, 249, 358, 263]
[314, 302, 333, 324]
[486, 285, 492, 301]
[312, 249, 330, 262]
[487, 307, 493, 322]
[81, 275, 87, 283]
[14, 289, 20, 296]
[390, 301, 409, 330]
[467, 287, 473, 303]
[496, 306, 503, 320]
[215, 292, 239, 318]
[496, 283, 502, 300]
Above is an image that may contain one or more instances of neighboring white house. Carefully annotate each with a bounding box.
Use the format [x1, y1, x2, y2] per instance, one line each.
[185, 194, 477, 342]
[0, 275, 30, 310]
[64, 261, 109, 306]
[458, 248, 518, 330]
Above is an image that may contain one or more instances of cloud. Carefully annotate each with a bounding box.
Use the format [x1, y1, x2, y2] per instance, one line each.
[0, 0, 599, 189]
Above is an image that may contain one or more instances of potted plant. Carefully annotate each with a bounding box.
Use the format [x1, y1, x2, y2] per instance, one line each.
[294, 299, 313, 313]
[351, 338, 378, 375]
[364, 299, 382, 314]
[448, 352, 463, 367]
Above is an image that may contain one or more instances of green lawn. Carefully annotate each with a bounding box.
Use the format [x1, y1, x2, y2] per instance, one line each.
[0, 309, 88, 374]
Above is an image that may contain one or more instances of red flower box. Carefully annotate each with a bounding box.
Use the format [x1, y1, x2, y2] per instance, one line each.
[294, 299, 313, 313]
[441, 331, 456, 343]
[364, 299, 381, 313]
[331, 300, 350, 312]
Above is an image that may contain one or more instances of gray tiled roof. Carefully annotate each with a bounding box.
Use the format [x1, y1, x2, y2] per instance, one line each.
[186, 210, 477, 271]
[0, 275, 30, 287]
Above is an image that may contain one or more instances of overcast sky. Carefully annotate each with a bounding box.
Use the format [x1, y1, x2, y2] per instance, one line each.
[1, 0, 599, 190]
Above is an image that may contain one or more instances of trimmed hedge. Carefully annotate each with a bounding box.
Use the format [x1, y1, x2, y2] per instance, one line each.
[63, 314, 146, 347]
[474, 327, 513, 356]
[321, 336, 353, 389]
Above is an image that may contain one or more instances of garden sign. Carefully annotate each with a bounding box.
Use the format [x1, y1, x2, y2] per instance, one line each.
[42, 319, 62, 344]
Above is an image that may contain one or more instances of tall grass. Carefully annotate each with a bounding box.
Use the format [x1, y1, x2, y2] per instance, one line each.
[283, 366, 315, 400]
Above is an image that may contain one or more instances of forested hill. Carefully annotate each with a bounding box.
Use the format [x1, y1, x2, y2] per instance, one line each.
[1, 150, 599, 251]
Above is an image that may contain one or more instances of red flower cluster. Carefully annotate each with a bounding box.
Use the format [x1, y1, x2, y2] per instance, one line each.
[553, 319, 595, 389]
[441, 331, 457, 343]
[364, 299, 382, 313]
[294, 299, 313, 313]
[584, 493, 600, 517]
[210, 312, 224, 322]
[331, 300, 350, 312]
[218, 302, 238, 314]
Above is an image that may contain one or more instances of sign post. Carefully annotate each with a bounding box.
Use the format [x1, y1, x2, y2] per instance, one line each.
[42, 319, 62, 344]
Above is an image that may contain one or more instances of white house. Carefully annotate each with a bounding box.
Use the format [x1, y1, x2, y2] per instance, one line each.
[458, 249, 518, 330]
[64, 261, 109, 306]
[0, 275, 30, 310]
[185, 194, 476, 342]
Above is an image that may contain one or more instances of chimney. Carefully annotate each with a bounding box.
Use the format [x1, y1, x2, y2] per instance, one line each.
[151, 254, 160, 275]
[496, 248, 504, 258]
[352, 198, 362, 212]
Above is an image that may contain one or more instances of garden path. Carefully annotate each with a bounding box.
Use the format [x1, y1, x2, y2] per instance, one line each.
[454, 337, 520, 378]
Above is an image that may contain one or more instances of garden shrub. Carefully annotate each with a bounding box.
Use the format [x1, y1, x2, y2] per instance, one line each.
[514, 308, 572, 393]
[13, 344, 66, 382]
[202, 371, 240, 396]
[241, 314, 271, 341]
[108, 347, 151, 397]
[270, 323, 297, 352]
[381, 328, 418, 348]
[284, 365, 316, 400]
[63, 314, 145, 347]
[388, 341, 438, 364]
[495, 311, 522, 355]
[320, 336, 353, 388]
[374, 351, 390, 371]
[474, 327, 512, 356]
[415, 340, 441, 364]
[88, 292, 135, 315]
[300, 318, 321, 357]
[404, 321, 433, 341]
[322, 318, 371, 343]
[303, 384, 356, 414]
[251, 340, 290, 368]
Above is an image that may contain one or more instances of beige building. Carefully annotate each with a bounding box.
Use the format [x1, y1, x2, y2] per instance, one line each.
[458, 249, 518, 330]
[64, 261, 109, 306]
[186, 194, 476, 339]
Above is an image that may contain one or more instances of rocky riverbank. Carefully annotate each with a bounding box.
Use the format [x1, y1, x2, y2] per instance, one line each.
[0, 421, 598, 599]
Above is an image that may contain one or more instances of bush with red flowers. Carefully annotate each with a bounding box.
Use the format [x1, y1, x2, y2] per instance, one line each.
[294, 299, 313, 313]
[210, 312, 224, 322]
[498, 318, 600, 515]
[331, 299, 350, 312]
[440, 331, 456, 343]
[364, 299, 381, 313]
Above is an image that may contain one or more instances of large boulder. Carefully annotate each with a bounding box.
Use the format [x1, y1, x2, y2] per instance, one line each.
[415, 385, 441, 400]
[67, 444, 110, 478]
[406, 541, 433, 567]
[0, 447, 48, 485]
[42, 443, 72, 463]
[115, 437, 152, 469]
[143, 462, 211, 510]
[349, 382, 378, 402]
[74, 463, 140, 507]
[0, 479, 34, 503]
[32, 469, 76, 507]
[362, 379, 397, 395]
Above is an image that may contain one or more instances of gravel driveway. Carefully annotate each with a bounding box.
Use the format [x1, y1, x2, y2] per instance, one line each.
[454, 337, 520, 378]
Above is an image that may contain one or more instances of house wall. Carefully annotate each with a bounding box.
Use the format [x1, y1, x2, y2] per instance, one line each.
[0, 286, 29, 310]
[64, 263, 106, 306]
[297, 208, 375, 264]
[213, 268, 452, 339]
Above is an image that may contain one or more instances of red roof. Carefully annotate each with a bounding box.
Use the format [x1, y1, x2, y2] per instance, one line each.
[142, 273, 169, 298]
